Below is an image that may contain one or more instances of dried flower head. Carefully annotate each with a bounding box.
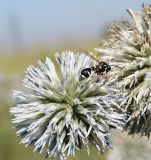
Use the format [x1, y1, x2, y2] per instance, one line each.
[95, 4, 151, 138]
[10, 51, 125, 159]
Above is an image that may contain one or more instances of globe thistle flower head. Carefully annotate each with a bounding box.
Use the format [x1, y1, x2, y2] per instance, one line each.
[10, 51, 125, 160]
[95, 4, 151, 138]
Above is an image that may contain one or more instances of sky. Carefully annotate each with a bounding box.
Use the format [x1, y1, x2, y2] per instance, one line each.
[0, 0, 150, 51]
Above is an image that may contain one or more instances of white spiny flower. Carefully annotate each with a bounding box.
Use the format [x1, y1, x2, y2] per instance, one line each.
[95, 4, 151, 138]
[10, 51, 125, 160]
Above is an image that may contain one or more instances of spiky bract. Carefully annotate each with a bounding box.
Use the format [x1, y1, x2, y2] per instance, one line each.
[95, 4, 151, 138]
[10, 51, 125, 159]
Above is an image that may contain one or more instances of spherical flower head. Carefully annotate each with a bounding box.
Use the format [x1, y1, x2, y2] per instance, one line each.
[10, 51, 125, 160]
[95, 4, 151, 138]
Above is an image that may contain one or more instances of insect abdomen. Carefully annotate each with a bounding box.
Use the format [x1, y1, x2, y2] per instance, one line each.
[80, 68, 91, 80]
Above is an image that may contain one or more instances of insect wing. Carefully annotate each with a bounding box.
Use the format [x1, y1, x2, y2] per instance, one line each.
[78, 48, 100, 63]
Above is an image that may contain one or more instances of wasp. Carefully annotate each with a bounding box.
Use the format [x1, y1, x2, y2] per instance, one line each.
[79, 49, 111, 80]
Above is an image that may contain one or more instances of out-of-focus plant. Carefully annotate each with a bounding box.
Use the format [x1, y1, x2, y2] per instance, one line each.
[10, 51, 125, 160]
[95, 4, 151, 138]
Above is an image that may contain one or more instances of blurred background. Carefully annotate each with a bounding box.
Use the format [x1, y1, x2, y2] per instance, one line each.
[0, 0, 151, 160]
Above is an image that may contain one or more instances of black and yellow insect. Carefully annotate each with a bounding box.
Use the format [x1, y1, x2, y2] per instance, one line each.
[79, 49, 111, 80]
